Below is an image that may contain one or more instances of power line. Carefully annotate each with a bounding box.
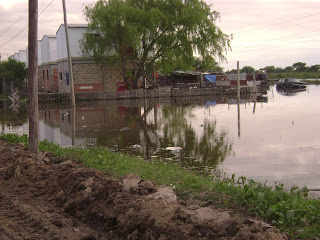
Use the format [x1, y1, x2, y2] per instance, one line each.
[231, 29, 320, 51]
[235, 18, 320, 41]
[231, 36, 320, 54]
[233, 12, 320, 36]
[0, 15, 27, 37]
[0, 0, 48, 37]
[0, 0, 56, 48]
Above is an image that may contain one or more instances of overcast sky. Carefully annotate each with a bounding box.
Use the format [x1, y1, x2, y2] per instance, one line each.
[0, 0, 319, 71]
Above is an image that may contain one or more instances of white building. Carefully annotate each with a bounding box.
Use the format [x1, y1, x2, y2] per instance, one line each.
[56, 24, 125, 94]
[40, 35, 58, 92]
[25, 40, 42, 67]
[18, 50, 27, 65]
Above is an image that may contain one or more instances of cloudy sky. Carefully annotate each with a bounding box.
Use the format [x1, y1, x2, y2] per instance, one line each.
[0, 0, 319, 71]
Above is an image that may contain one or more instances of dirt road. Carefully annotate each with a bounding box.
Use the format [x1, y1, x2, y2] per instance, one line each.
[0, 140, 285, 240]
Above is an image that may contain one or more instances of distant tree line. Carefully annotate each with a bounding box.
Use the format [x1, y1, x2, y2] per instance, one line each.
[226, 62, 320, 75]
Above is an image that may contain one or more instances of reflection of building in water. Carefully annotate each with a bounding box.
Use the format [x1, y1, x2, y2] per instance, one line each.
[39, 109, 87, 146]
[39, 103, 142, 147]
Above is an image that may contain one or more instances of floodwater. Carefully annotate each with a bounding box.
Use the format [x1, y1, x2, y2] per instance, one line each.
[1, 85, 320, 189]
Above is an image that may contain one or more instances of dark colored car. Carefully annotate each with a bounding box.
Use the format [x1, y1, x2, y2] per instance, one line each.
[276, 78, 306, 90]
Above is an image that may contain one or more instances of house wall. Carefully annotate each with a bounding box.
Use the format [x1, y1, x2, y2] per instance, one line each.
[55, 24, 135, 94]
[38, 67, 43, 90]
[41, 64, 58, 92]
[41, 35, 57, 64]
[57, 59, 128, 93]
[18, 50, 27, 65]
[56, 25, 87, 60]
[40, 35, 58, 92]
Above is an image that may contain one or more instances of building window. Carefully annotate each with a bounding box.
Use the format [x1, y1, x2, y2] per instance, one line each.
[47, 70, 49, 80]
[60, 73, 63, 81]
[43, 70, 45, 81]
[66, 73, 69, 86]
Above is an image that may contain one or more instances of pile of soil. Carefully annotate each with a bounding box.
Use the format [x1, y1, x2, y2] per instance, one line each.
[0, 140, 286, 240]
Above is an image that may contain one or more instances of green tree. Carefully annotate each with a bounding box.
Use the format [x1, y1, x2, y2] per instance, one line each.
[275, 67, 283, 73]
[265, 66, 276, 74]
[0, 58, 27, 95]
[81, 0, 231, 88]
[292, 62, 307, 72]
[308, 64, 320, 72]
[284, 66, 294, 72]
[192, 56, 223, 72]
[240, 65, 255, 73]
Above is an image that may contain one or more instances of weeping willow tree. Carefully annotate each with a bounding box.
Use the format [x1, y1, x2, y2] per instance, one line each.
[81, 0, 231, 88]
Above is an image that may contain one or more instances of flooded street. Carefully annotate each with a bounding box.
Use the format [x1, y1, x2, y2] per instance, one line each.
[1, 85, 320, 189]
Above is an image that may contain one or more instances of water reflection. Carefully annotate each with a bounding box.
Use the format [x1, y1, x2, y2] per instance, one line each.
[0, 101, 28, 133]
[2, 86, 320, 189]
[35, 97, 237, 173]
[276, 88, 307, 96]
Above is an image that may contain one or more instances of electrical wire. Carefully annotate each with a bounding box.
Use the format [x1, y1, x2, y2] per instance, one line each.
[0, 0, 56, 48]
[231, 29, 320, 51]
[234, 18, 320, 40]
[233, 12, 320, 35]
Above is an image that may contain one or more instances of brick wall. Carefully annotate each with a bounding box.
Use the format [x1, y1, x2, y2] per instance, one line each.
[38, 67, 43, 90]
[104, 67, 123, 92]
[52, 67, 58, 92]
[57, 61, 69, 93]
[57, 59, 135, 93]
[41, 63, 58, 92]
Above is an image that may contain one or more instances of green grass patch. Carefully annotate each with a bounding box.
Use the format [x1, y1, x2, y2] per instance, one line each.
[1, 133, 319, 239]
[269, 72, 320, 80]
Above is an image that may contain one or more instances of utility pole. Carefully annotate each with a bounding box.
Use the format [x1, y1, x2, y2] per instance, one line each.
[28, 0, 39, 153]
[62, 0, 75, 107]
[237, 61, 241, 138]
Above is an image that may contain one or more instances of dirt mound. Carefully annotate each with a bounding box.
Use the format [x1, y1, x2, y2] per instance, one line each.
[0, 140, 286, 239]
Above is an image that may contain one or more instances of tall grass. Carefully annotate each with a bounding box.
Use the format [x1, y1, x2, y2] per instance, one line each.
[1, 134, 319, 239]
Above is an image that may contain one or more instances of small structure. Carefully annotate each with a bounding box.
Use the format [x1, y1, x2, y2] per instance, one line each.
[226, 73, 248, 87]
[56, 24, 130, 94]
[40, 35, 58, 93]
[170, 71, 229, 88]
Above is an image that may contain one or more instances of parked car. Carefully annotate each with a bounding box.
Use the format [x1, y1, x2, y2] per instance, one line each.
[276, 78, 306, 90]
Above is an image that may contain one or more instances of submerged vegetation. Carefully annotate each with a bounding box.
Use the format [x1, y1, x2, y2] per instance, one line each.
[1, 133, 319, 239]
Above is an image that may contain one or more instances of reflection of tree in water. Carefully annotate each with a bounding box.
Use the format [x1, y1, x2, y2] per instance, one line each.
[160, 106, 195, 148]
[156, 105, 233, 169]
[96, 106, 141, 149]
[192, 120, 232, 167]
[95, 103, 233, 170]
[0, 101, 28, 132]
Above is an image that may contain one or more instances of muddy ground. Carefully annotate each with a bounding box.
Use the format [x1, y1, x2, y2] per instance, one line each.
[0, 140, 286, 240]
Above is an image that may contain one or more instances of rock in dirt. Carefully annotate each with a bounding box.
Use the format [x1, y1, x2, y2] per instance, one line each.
[122, 173, 141, 191]
[148, 186, 178, 203]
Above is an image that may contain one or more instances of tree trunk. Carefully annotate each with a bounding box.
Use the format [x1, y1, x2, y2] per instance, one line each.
[121, 55, 128, 84]
[2, 77, 6, 95]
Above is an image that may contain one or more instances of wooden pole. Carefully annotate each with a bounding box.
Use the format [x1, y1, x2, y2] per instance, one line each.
[62, 0, 75, 107]
[237, 61, 241, 138]
[2, 77, 5, 95]
[71, 105, 76, 146]
[28, 0, 39, 153]
[237, 61, 240, 99]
